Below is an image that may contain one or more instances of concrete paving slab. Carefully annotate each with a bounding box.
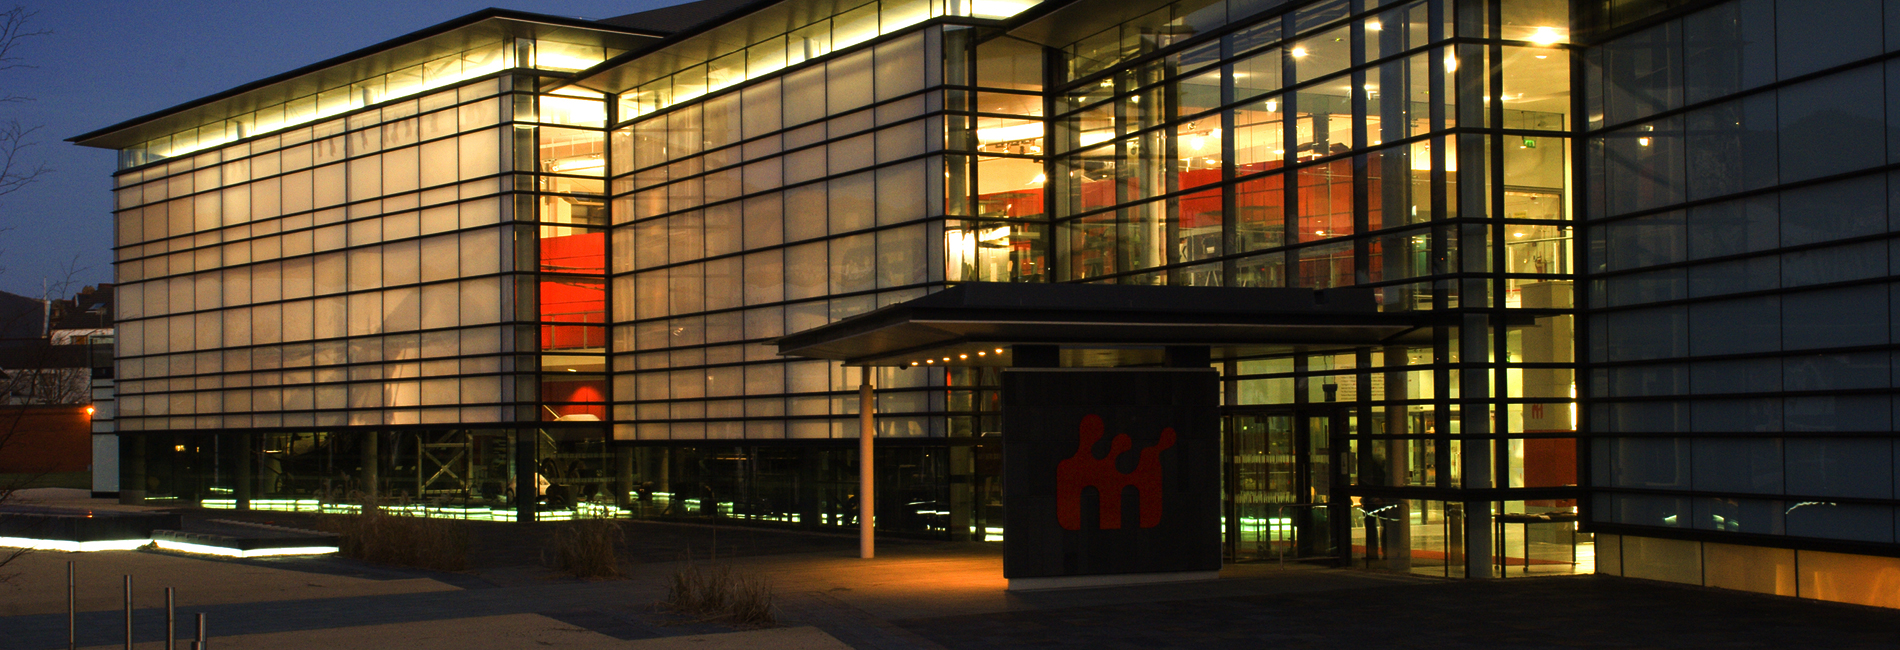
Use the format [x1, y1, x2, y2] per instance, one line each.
[625, 626, 852, 649]
[0, 549, 457, 617]
[73, 614, 534, 650]
[4, 517, 1898, 650]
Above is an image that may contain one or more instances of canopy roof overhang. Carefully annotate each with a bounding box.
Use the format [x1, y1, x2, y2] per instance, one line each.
[774, 283, 1438, 367]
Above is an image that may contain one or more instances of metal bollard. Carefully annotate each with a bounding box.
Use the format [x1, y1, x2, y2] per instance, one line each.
[123, 575, 133, 650]
[195, 612, 207, 650]
[166, 587, 176, 650]
[66, 562, 74, 650]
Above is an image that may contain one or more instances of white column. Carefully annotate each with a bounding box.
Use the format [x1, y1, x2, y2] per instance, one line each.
[859, 365, 875, 559]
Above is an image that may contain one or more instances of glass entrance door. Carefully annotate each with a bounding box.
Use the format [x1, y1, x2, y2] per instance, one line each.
[1227, 409, 1341, 561]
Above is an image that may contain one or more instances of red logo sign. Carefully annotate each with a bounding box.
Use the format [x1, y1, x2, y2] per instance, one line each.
[1056, 414, 1175, 530]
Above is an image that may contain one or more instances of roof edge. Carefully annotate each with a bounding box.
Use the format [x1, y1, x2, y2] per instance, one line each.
[70, 8, 665, 147]
[563, 0, 789, 93]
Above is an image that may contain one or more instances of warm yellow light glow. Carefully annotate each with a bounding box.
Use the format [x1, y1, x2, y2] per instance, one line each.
[550, 156, 606, 173]
[969, 0, 1038, 19]
[1291, 47, 1309, 57]
[1367, 21, 1382, 31]
[0, 537, 148, 552]
[1444, 54, 1459, 72]
[154, 540, 339, 558]
[531, 50, 608, 72]
[1529, 26, 1564, 46]
[976, 122, 1045, 144]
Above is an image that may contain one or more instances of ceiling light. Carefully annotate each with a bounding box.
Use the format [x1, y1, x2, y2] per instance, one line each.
[1367, 21, 1382, 31]
[1529, 26, 1563, 46]
[960, 354, 969, 359]
[1291, 47, 1308, 57]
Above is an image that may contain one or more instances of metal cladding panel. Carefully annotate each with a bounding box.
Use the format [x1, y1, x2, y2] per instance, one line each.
[1001, 369, 1222, 579]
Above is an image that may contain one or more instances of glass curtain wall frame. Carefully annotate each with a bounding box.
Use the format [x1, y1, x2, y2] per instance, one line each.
[604, 22, 966, 451]
[616, 438, 997, 540]
[110, 74, 530, 436]
[1578, 0, 1900, 560]
[105, 68, 631, 521]
[1047, 0, 1579, 575]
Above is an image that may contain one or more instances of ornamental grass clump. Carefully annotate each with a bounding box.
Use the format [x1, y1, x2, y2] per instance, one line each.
[547, 514, 624, 579]
[317, 500, 470, 572]
[661, 556, 776, 627]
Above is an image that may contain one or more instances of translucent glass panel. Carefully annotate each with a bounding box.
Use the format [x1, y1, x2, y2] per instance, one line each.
[618, 4, 961, 120]
[110, 78, 523, 428]
[608, 28, 954, 442]
[121, 40, 526, 167]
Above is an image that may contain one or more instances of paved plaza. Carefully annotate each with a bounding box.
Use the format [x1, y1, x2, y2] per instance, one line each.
[1, 506, 1898, 649]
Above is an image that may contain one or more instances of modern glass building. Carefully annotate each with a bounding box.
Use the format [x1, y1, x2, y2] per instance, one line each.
[68, 0, 1900, 609]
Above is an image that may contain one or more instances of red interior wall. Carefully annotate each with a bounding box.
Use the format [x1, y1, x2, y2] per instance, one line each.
[538, 232, 607, 351]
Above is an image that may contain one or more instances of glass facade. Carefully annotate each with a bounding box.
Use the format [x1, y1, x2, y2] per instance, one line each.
[99, 19, 643, 519]
[71, 0, 1900, 601]
[1026, 0, 1576, 577]
[1583, 0, 1900, 572]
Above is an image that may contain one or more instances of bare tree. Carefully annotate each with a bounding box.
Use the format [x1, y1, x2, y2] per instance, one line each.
[0, 7, 48, 201]
[0, 6, 53, 580]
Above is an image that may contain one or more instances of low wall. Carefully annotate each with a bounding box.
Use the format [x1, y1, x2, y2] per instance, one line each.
[0, 405, 91, 473]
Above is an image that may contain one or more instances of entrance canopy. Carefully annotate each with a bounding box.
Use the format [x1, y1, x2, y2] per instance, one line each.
[773, 283, 1436, 366]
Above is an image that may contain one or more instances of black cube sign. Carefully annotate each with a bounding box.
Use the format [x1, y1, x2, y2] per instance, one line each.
[1002, 369, 1221, 580]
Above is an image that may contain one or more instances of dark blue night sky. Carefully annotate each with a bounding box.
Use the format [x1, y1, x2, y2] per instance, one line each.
[2, 0, 677, 300]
